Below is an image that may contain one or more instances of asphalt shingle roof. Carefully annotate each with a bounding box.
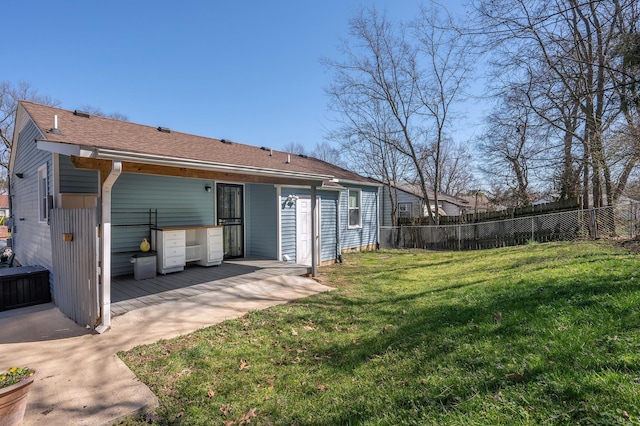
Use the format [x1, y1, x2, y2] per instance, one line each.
[20, 101, 376, 186]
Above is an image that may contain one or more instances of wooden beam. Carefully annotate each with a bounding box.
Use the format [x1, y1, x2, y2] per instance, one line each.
[71, 157, 114, 187]
[70, 156, 322, 186]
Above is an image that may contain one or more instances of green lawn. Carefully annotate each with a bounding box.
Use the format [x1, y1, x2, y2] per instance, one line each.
[117, 241, 640, 425]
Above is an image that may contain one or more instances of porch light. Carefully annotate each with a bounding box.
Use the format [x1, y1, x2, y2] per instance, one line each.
[205, 185, 212, 192]
[286, 194, 298, 204]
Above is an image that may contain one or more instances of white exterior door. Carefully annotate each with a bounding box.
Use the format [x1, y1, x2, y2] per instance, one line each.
[296, 197, 320, 266]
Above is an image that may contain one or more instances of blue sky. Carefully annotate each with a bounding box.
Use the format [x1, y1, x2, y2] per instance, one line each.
[6, 1, 479, 152]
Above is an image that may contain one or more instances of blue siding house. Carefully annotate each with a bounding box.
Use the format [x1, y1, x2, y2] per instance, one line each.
[9, 101, 380, 330]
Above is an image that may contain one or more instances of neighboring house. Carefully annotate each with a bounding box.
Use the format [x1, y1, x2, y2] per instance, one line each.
[10, 101, 380, 330]
[457, 193, 497, 215]
[0, 194, 9, 221]
[379, 181, 470, 226]
[0, 194, 9, 240]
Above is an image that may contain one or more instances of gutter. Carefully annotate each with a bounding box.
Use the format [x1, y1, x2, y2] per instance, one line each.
[327, 177, 383, 188]
[95, 161, 122, 334]
[95, 149, 333, 181]
[35, 142, 333, 182]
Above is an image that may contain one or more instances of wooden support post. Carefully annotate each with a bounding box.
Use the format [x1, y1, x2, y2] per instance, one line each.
[311, 185, 317, 277]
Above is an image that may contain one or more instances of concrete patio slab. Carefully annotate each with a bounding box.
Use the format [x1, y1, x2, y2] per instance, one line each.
[0, 275, 333, 425]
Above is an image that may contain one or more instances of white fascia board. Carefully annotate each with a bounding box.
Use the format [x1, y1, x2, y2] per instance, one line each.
[10, 106, 45, 174]
[330, 178, 382, 188]
[279, 183, 344, 191]
[36, 140, 96, 158]
[94, 148, 333, 182]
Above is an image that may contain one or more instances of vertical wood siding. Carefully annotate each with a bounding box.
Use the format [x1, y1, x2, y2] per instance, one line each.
[245, 184, 277, 258]
[111, 173, 215, 275]
[50, 208, 98, 328]
[58, 154, 99, 193]
[10, 120, 54, 291]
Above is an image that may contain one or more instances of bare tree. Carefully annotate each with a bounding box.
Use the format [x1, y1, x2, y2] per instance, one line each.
[421, 138, 475, 196]
[281, 142, 307, 156]
[309, 142, 345, 168]
[327, 110, 413, 226]
[478, 85, 548, 207]
[412, 5, 471, 221]
[325, 6, 472, 224]
[473, 0, 640, 207]
[79, 104, 129, 121]
[0, 81, 59, 194]
[0, 82, 60, 173]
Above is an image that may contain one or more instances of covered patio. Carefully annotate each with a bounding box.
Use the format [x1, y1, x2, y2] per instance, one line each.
[110, 258, 310, 316]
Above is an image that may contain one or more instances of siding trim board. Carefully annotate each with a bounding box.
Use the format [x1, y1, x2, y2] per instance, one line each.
[37, 164, 49, 223]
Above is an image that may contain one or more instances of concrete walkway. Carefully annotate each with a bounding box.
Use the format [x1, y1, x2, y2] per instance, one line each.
[0, 275, 333, 425]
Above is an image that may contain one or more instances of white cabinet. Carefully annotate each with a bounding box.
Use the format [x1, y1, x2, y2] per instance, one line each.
[185, 229, 202, 263]
[154, 229, 186, 274]
[196, 226, 224, 266]
[153, 226, 222, 274]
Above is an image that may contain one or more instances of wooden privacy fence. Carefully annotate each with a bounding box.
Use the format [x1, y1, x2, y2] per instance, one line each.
[50, 208, 99, 328]
[400, 197, 581, 226]
[381, 203, 640, 250]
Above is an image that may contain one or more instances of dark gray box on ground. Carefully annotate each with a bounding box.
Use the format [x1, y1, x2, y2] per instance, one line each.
[131, 252, 157, 280]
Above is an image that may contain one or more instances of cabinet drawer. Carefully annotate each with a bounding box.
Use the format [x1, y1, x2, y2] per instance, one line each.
[208, 251, 223, 262]
[207, 228, 222, 236]
[163, 238, 184, 248]
[164, 247, 184, 258]
[164, 255, 185, 268]
[164, 230, 185, 241]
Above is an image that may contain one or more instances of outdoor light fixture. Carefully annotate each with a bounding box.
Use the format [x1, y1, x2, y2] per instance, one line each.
[286, 194, 298, 204]
[205, 185, 212, 192]
[15, 173, 24, 179]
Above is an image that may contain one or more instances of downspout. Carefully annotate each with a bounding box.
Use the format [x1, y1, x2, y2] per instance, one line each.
[95, 161, 122, 334]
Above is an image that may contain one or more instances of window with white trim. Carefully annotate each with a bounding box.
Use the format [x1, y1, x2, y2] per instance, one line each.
[348, 189, 361, 227]
[38, 164, 49, 222]
[398, 202, 412, 218]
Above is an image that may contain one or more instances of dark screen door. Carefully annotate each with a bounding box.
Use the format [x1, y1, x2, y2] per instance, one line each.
[216, 183, 244, 258]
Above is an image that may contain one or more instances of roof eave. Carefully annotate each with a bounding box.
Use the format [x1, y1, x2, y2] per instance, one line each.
[329, 178, 382, 188]
[94, 148, 333, 182]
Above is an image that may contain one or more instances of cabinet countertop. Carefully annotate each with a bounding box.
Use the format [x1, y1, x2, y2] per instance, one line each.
[153, 225, 223, 231]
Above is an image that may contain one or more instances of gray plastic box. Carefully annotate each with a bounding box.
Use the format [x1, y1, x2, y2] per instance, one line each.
[130, 253, 157, 280]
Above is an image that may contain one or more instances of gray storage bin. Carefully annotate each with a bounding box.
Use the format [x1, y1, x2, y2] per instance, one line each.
[130, 252, 157, 280]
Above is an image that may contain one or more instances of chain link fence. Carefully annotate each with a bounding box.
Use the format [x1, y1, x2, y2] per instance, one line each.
[380, 202, 640, 250]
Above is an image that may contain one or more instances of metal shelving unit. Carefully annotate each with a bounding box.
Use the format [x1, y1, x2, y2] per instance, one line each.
[111, 209, 158, 255]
